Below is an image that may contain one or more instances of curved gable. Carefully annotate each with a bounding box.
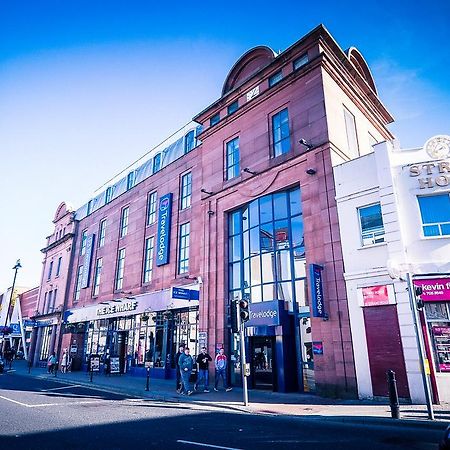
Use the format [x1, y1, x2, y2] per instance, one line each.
[53, 202, 73, 223]
[222, 46, 277, 95]
[346, 47, 377, 94]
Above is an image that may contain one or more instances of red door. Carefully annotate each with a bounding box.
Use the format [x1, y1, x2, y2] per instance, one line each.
[363, 305, 410, 398]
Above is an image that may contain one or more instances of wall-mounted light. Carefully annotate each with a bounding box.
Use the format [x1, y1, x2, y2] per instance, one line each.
[306, 168, 317, 175]
[299, 138, 313, 150]
[201, 188, 214, 195]
[243, 167, 257, 175]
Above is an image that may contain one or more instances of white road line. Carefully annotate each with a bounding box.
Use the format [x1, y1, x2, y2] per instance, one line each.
[40, 384, 81, 392]
[177, 440, 243, 450]
[27, 400, 102, 408]
[0, 395, 31, 408]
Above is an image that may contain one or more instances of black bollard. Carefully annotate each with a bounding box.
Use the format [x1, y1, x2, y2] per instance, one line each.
[145, 367, 150, 391]
[387, 369, 400, 419]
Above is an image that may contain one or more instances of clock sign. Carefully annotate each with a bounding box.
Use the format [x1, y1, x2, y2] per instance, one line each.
[246, 85, 260, 102]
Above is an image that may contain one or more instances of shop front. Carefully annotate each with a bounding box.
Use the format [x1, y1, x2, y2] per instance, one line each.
[413, 277, 450, 402]
[63, 287, 199, 379]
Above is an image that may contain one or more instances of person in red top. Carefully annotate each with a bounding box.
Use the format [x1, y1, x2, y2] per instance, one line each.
[214, 348, 232, 392]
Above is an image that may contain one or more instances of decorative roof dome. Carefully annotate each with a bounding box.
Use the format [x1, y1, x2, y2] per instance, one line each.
[346, 47, 377, 94]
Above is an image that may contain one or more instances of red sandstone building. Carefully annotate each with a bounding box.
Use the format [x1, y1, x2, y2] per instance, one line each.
[31, 25, 394, 397]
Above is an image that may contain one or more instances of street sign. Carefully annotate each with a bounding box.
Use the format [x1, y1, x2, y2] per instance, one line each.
[110, 357, 120, 374]
[172, 287, 200, 301]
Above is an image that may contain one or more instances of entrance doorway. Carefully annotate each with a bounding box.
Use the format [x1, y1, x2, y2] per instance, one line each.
[251, 336, 275, 390]
[110, 331, 128, 374]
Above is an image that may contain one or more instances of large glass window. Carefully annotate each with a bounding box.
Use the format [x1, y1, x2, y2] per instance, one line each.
[272, 108, 290, 157]
[127, 171, 135, 190]
[115, 248, 126, 290]
[93, 258, 103, 296]
[418, 194, 450, 237]
[228, 187, 306, 312]
[358, 203, 385, 246]
[105, 186, 114, 204]
[80, 230, 87, 255]
[180, 172, 192, 210]
[143, 237, 155, 283]
[98, 219, 106, 247]
[47, 261, 53, 280]
[226, 137, 240, 180]
[147, 191, 157, 225]
[153, 153, 162, 174]
[120, 206, 129, 238]
[184, 130, 196, 153]
[178, 222, 190, 274]
[56, 257, 62, 277]
[39, 326, 52, 360]
[74, 265, 83, 301]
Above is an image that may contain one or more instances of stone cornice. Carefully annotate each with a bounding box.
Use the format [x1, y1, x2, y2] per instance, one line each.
[41, 232, 75, 254]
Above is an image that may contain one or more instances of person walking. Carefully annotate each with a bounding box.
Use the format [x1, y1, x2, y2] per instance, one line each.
[214, 348, 232, 392]
[47, 352, 57, 374]
[195, 346, 212, 392]
[175, 344, 185, 393]
[178, 347, 194, 396]
[60, 349, 69, 373]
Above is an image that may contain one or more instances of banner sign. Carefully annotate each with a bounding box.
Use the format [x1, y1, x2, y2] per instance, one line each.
[310, 264, 325, 317]
[172, 287, 200, 301]
[247, 300, 280, 327]
[110, 357, 120, 374]
[81, 234, 95, 288]
[413, 278, 450, 302]
[362, 285, 390, 307]
[10, 323, 21, 336]
[156, 193, 173, 266]
[90, 355, 100, 372]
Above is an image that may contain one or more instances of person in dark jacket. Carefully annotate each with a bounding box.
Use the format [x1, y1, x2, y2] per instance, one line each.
[195, 347, 212, 392]
[175, 344, 185, 392]
[178, 347, 194, 395]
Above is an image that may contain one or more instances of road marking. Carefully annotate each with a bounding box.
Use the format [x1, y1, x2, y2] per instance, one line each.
[0, 394, 110, 408]
[0, 395, 31, 407]
[40, 384, 81, 392]
[177, 440, 243, 450]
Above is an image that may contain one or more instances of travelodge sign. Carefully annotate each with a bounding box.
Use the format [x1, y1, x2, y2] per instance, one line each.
[156, 193, 173, 266]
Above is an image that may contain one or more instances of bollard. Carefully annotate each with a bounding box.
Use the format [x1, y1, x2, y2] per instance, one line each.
[28, 360, 32, 374]
[90, 368, 93, 382]
[387, 369, 400, 419]
[145, 367, 150, 391]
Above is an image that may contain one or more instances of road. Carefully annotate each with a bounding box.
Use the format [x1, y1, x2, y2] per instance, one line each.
[0, 371, 444, 449]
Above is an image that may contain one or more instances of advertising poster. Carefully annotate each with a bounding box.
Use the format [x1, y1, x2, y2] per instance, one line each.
[110, 356, 120, 374]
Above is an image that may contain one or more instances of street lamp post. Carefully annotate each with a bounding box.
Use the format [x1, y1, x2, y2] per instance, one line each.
[3, 260, 22, 355]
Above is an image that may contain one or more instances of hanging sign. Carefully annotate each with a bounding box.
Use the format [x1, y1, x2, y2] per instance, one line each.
[81, 234, 95, 288]
[156, 193, 173, 266]
[310, 264, 326, 317]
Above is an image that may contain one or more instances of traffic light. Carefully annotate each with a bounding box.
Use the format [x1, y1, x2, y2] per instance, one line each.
[239, 298, 250, 322]
[230, 300, 239, 333]
[415, 286, 424, 310]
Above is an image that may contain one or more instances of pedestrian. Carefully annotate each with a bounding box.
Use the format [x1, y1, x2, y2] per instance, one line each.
[175, 344, 185, 393]
[60, 349, 69, 373]
[178, 347, 194, 396]
[214, 348, 232, 392]
[195, 346, 212, 392]
[47, 352, 57, 374]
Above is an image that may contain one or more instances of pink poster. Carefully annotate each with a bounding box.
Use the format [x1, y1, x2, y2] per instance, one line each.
[413, 278, 450, 302]
[362, 285, 389, 306]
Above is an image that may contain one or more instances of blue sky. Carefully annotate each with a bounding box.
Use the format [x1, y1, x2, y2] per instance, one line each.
[0, 1, 449, 291]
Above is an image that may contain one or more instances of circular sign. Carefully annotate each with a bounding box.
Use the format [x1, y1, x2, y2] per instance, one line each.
[160, 197, 170, 211]
[424, 135, 450, 159]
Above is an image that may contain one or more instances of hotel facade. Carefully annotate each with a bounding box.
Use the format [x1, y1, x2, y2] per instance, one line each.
[28, 25, 395, 397]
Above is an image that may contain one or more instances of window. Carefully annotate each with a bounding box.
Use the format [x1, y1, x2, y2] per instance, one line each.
[269, 70, 283, 87]
[47, 261, 53, 280]
[87, 200, 93, 215]
[358, 203, 385, 245]
[80, 230, 87, 255]
[272, 108, 290, 157]
[120, 206, 129, 238]
[127, 171, 135, 190]
[50, 289, 57, 312]
[74, 266, 83, 301]
[115, 249, 126, 290]
[147, 192, 157, 225]
[143, 237, 155, 283]
[418, 194, 450, 237]
[153, 153, 162, 174]
[184, 130, 196, 153]
[344, 106, 359, 157]
[178, 223, 190, 274]
[180, 172, 192, 210]
[93, 258, 103, 296]
[228, 101, 238, 115]
[105, 187, 113, 204]
[210, 113, 220, 127]
[293, 53, 308, 71]
[98, 219, 106, 247]
[226, 137, 240, 180]
[56, 257, 62, 277]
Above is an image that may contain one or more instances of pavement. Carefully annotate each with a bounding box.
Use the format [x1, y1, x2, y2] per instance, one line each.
[7, 360, 450, 429]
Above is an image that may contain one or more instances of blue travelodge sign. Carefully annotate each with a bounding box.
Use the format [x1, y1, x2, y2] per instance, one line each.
[310, 263, 325, 317]
[81, 234, 95, 288]
[247, 300, 281, 327]
[156, 193, 173, 266]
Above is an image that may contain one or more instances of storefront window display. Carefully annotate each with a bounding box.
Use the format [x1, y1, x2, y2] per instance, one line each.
[39, 326, 52, 361]
[425, 302, 450, 373]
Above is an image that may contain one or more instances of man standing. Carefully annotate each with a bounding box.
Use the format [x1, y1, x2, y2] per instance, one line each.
[214, 348, 232, 392]
[195, 346, 212, 392]
[175, 344, 185, 393]
[178, 347, 194, 395]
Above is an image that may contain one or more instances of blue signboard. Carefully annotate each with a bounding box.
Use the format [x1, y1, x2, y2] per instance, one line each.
[11, 323, 21, 335]
[81, 234, 95, 288]
[310, 263, 325, 317]
[172, 287, 200, 301]
[156, 193, 173, 266]
[247, 300, 281, 327]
